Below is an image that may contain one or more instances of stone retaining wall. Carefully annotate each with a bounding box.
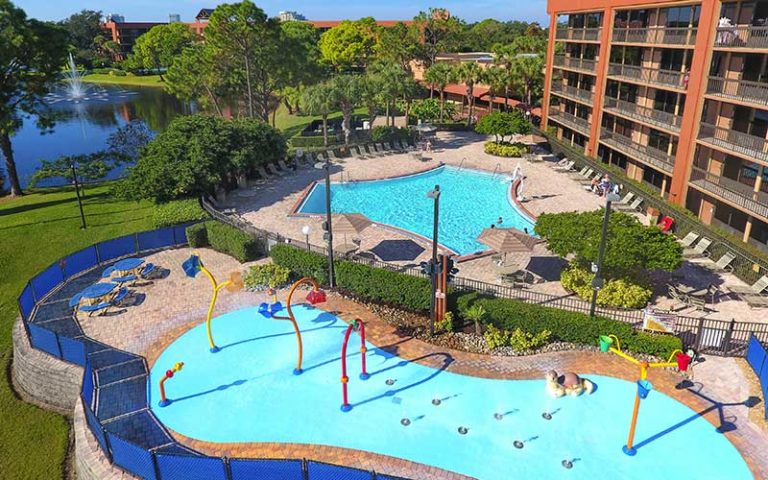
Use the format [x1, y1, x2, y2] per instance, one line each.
[73, 397, 136, 480]
[11, 317, 81, 415]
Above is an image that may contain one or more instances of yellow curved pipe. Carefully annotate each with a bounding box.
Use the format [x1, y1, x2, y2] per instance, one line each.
[200, 264, 232, 352]
[272, 277, 321, 374]
[610, 347, 640, 365]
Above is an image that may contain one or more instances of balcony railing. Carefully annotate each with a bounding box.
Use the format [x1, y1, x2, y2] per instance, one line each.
[714, 25, 768, 49]
[599, 129, 675, 174]
[555, 27, 601, 42]
[550, 83, 595, 105]
[689, 167, 768, 220]
[607, 63, 686, 90]
[553, 55, 597, 74]
[612, 27, 697, 46]
[602, 97, 682, 133]
[698, 123, 768, 163]
[706, 76, 768, 108]
[548, 108, 591, 136]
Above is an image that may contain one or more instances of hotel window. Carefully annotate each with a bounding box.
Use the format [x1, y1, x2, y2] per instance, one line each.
[642, 167, 666, 190]
[610, 46, 642, 65]
[653, 90, 685, 115]
[586, 12, 603, 28]
[659, 48, 690, 71]
[615, 117, 634, 137]
[569, 14, 586, 28]
[661, 6, 701, 27]
[648, 129, 677, 155]
[614, 9, 649, 28]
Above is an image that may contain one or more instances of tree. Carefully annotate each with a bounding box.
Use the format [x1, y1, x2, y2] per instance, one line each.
[410, 98, 455, 123]
[0, 1, 68, 196]
[534, 210, 683, 279]
[376, 22, 419, 71]
[475, 111, 530, 143]
[127, 23, 196, 80]
[412, 8, 464, 67]
[302, 83, 337, 147]
[319, 18, 380, 71]
[465, 19, 514, 52]
[399, 79, 425, 128]
[423, 62, 453, 121]
[482, 66, 508, 113]
[228, 118, 287, 183]
[329, 75, 362, 145]
[165, 44, 228, 117]
[276, 21, 324, 119]
[60, 9, 109, 67]
[452, 62, 483, 126]
[368, 61, 409, 126]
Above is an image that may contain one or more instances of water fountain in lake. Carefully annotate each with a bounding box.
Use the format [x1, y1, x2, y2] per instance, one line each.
[44, 53, 136, 105]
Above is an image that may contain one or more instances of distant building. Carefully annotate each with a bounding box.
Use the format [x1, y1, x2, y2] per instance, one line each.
[169, 13, 181, 23]
[279, 11, 306, 22]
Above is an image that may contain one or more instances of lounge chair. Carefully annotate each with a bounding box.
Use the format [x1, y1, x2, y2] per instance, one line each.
[667, 285, 688, 311]
[267, 163, 286, 177]
[102, 266, 117, 279]
[140, 262, 157, 279]
[580, 172, 602, 185]
[354, 146, 372, 160]
[111, 287, 130, 307]
[278, 159, 295, 173]
[617, 197, 643, 212]
[258, 166, 274, 180]
[616, 192, 635, 206]
[684, 237, 712, 258]
[571, 166, 589, 177]
[703, 252, 736, 273]
[376, 143, 391, 155]
[368, 144, 385, 157]
[729, 275, 768, 296]
[744, 294, 768, 308]
[553, 160, 575, 172]
[679, 231, 699, 248]
[328, 150, 343, 163]
[316, 152, 329, 163]
[400, 140, 416, 152]
[572, 168, 594, 180]
[80, 302, 111, 317]
[207, 195, 237, 215]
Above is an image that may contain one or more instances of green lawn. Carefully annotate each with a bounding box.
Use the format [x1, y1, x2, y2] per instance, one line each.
[81, 73, 165, 88]
[0, 185, 156, 478]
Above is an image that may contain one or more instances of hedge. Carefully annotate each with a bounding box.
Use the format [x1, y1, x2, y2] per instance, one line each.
[185, 221, 261, 262]
[270, 244, 330, 284]
[153, 198, 209, 228]
[290, 135, 342, 148]
[484, 141, 529, 158]
[451, 292, 682, 357]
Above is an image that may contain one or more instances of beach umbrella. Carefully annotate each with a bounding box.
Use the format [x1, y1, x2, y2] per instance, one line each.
[478, 227, 539, 264]
[332, 213, 373, 244]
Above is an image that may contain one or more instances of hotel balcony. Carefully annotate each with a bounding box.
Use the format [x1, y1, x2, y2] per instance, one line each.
[599, 129, 675, 174]
[698, 123, 768, 163]
[550, 83, 594, 105]
[555, 27, 601, 42]
[553, 55, 597, 74]
[706, 76, 768, 109]
[714, 25, 768, 50]
[548, 108, 591, 136]
[612, 27, 697, 47]
[602, 97, 682, 133]
[689, 167, 768, 220]
[607, 63, 686, 91]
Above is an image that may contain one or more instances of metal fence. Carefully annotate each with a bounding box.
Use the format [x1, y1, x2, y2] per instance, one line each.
[18, 224, 413, 480]
[746, 335, 768, 419]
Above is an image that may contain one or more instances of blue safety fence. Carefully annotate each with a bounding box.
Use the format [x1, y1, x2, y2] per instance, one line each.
[25, 224, 415, 480]
[746, 335, 768, 420]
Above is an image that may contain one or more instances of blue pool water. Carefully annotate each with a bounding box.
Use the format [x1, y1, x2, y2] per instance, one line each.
[150, 306, 751, 480]
[297, 166, 535, 255]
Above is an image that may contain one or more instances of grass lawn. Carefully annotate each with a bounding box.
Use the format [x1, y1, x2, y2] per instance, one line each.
[81, 73, 164, 88]
[0, 185, 157, 478]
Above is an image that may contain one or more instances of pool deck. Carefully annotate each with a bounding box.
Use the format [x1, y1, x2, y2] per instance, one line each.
[78, 248, 768, 480]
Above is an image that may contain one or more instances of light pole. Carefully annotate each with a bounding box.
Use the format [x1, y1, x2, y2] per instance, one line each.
[590, 192, 621, 317]
[302, 225, 311, 251]
[427, 185, 441, 336]
[70, 162, 87, 229]
[315, 159, 335, 288]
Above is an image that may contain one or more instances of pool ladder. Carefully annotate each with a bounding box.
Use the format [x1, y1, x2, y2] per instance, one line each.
[491, 163, 502, 179]
[455, 158, 467, 172]
[341, 172, 352, 186]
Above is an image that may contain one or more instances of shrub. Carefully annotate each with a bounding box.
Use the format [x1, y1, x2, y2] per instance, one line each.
[110, 69, 127, 76]
[186, 223, 208, 247]
[484, 141, 529, 158]
[290, 134, 341, 148]
[484, 324, 510, 349]
[452, 291, 681, 357]
[206, 221, 261, 263]
[153, 198, 209, 228]
[436, 311, 455, 333]
[270, 243, 329, 284]
[370, 126, 414, 143]
[560, 264, 652, 309]
[475, 111, 530, 142]
[484, 325, 551, 351]
[244, 264, 290, 290]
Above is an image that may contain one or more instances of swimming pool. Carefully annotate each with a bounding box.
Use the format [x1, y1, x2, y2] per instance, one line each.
[296, 166, 535, 255]
[150, 306, 751, 480]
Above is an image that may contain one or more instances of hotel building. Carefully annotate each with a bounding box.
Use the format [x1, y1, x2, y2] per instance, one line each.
[542, 0, 768, 250]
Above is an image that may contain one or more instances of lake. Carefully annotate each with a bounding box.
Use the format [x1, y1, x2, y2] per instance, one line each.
[4, 84, 193, 189]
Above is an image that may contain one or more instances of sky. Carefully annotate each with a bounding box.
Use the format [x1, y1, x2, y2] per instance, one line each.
[14, 0, 550, 25]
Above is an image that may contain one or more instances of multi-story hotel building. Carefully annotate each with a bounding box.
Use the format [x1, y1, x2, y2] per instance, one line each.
[542, 0, 768, 251]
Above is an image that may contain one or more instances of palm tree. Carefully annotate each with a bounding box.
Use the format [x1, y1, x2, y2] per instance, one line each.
[369, 61, 409, 126]
[329, 75, 362, 146]
[424, 62, 453, 122]
[493, 45, 516, 112]
[511, 55, 544, 108]
[401, 79, 425, 128]
[452, 62, 484, 126]
[302, 83, 337, 147]
[482, 66, 507, 113]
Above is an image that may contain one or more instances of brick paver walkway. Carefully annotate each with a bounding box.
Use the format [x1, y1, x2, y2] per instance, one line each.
[77, 248, 768, 479]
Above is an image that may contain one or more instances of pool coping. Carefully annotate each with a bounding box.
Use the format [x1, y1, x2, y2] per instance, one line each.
[287, 163, 539, 262]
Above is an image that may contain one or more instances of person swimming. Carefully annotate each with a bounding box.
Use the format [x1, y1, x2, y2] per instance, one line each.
[496, 216, 503, 225]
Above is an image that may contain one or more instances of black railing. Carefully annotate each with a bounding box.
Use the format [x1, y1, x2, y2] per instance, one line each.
[689, 168, 768, 221]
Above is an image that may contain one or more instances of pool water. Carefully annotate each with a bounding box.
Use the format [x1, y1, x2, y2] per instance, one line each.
[150, 306, 751, 480]
[297, 166, 535, 255]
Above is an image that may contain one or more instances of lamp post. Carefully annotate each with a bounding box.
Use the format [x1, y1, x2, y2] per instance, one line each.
[302, 225, 311, 251]
[590, 192, 621, 317]
[315, 159, 335, 288]
[70, 162, 87, 229]
[427, 185, 441, 336]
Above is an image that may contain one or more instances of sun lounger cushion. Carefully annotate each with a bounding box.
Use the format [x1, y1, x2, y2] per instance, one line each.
[69, 293, 83, 309]
[102, 266, 116, 278]
[140, 263, 156, 278]
[113, 274, 137, 284]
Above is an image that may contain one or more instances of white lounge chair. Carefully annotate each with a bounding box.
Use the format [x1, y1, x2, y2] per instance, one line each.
[678, 231, 699, 248]
[684, 237, 712, 258]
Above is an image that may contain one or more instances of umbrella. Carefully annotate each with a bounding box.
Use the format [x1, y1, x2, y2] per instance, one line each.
[477, 227, 539, 264]
[518, 134, 547, 145]
[370, 239, 425, 262]
[332, 213, 373, 244]
[415, 123, 437, 133]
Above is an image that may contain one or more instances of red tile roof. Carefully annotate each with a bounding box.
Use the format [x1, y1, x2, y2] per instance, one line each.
[309, 20, 412, 28]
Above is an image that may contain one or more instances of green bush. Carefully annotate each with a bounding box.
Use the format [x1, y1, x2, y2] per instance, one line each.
[370, 126, 414, 143]
[435, 311, 455, 333]
[186, 223, 208, 247]
[560, 265, 652, 309]
[484, 141, 529, 158]
[335, 261, 431, 311]
[484, 325, 552, 351]
[153, 198, 209, 228]
[452, 291, 681, 357]
[110, 69, 127, 76]
[270, 244, 329, 284]
[206, 221, 261, 263]
[244, 264, 290, 290]
[290, 134, 342, 148]
[484, 324, 510, 349]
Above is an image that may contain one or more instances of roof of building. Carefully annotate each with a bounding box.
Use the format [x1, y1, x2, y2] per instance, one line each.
[196, 8, 214, 20]
[308, 20, 412, 28]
